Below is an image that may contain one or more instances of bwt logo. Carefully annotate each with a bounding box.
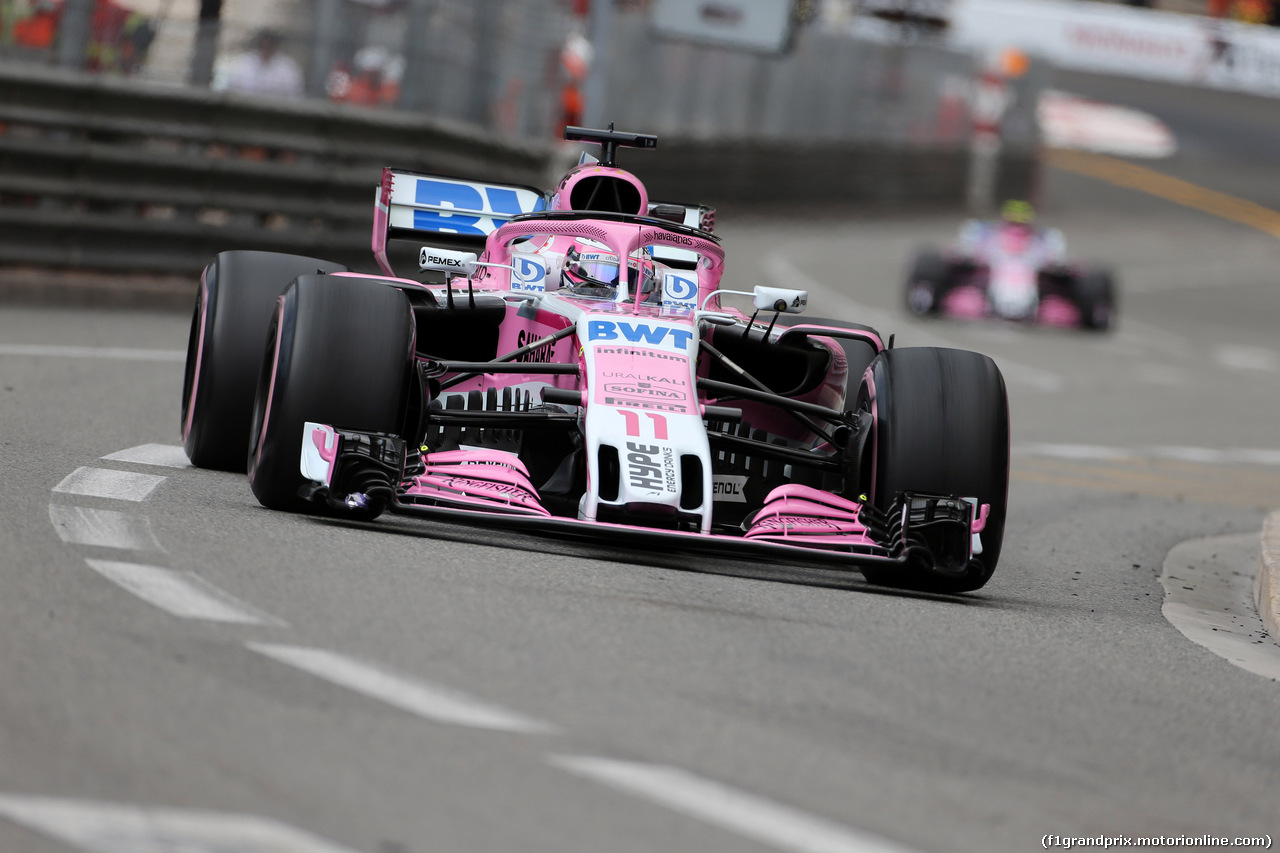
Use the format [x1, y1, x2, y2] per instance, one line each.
[411, 178, 545, 236]
[588, 321, 694, 352]
[662, 274, 697, 306]
[512, 256, 546, 291]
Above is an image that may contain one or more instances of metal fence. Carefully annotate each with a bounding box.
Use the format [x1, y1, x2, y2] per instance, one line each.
[597, 16, 978, 146]
[0, 0, 1028, 148]
[0, 2, 1043, 276]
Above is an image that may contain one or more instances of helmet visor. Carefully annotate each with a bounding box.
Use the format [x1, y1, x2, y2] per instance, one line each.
[576, 260, 620, 286]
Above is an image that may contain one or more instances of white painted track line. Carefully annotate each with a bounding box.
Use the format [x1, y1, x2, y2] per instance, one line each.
[1014, 442, 1134, 462]
[550, 755, 920, 853]
[84, 560, 286, 625]
[48, 505, 162, 551]
[1214, 344, 1278, 373]
[53, 467, 166, 501]
[1015, 442, 1280, 467]
[0, 344, 185, 361]
[103, 444, 192, 468]
[0, 792, 358, 853]
[248, 643, 559, 735]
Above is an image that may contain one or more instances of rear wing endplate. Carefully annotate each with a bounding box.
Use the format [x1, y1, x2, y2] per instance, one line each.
[374, 168, 546, 277]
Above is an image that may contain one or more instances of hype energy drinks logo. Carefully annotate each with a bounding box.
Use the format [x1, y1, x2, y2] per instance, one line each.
[624, 441, 678, 493]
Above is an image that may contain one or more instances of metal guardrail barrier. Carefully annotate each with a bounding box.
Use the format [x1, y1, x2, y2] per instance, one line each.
[0, 61, 555, 274]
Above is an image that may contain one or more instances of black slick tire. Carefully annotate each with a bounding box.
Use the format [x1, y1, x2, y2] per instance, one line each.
[247, 275, 415, 514]
[181, 251, 347, 470]
[855, 347, 1009, 593]
[904, 248, 949, 317]
[1075, 269, 1116, 332]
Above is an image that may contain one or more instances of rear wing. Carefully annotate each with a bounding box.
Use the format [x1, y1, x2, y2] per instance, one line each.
[374, 168, 546, 277]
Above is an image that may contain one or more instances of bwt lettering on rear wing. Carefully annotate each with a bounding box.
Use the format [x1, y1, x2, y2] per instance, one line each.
[373, 167, 546, 276]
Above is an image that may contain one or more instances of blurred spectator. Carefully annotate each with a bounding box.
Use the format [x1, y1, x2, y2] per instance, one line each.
[86, 0, 153, 73]
[327, 46, 402, 106]
[2, 0, 151, 71]
[224, 28, 302, 97]
[1232, 0, 1271, 21]
[1207, 0, 1279, 21]
[4, 0, 58, 48]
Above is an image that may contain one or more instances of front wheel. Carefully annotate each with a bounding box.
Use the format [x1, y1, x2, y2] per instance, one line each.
[856, 347, 1009, 593]
[1075, 269, 1116, 332]
[181, 251, 348, 471]
[904, 248, 950, 317]
[247, 275, 416, 514]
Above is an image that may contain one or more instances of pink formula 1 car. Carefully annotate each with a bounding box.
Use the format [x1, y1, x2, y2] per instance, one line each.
[181, 126, 1010, 593]
[905, 209, 1116, 331]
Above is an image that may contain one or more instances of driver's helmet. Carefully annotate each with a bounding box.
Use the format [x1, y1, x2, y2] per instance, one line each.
[997, 200, 1037, 251]
[561, 242, 656, 300]
[1000, 199, 1036, 227]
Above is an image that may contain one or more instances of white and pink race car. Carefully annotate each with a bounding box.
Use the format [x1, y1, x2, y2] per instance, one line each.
[905, 217, 1117, 331]
[181, 126, 1010, 593]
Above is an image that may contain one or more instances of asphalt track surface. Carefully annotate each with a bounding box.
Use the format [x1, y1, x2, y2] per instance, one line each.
[3, 79, 1280, 853]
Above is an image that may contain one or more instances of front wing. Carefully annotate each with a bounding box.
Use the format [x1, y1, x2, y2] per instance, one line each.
[299, 424, 985, 579]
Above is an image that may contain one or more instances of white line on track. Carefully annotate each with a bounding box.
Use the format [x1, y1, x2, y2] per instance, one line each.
[1015, 442, 1280, 467]
[763, 253, 1067, 393]
[0, 792, 358, 853]
[1015, 443, 1135, 461]
[48, 504, 162, 551]
[102, 443, 192, 468]
[549, 755, 920, 853]
[85, 560, 286, 625]
[0, 344, 185, 361]
[247, 643, 560, 735]
[1214, 345, 1278, 373]
[53, 467, 166, 501]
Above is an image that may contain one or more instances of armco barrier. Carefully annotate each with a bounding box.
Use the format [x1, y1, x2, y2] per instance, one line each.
[0, 62, 1035, 277]
[0, 62, 554, 274]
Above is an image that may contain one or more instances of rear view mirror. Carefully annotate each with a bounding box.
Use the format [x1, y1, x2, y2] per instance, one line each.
[419, 247, 477, 276]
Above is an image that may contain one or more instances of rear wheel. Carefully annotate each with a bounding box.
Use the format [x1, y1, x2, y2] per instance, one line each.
[855, 347, 1009, 593]
[181, 251, 347, 470]
[247, 275, 415, 514]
